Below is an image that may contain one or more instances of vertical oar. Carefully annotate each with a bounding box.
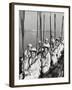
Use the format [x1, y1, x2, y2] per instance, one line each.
[43, 14, 45, 42]
[40, 12, 42, 44]
[61, 16, 64, 40]
[54, 13, 56, 40]
[36, 12, 38, 49]
[39, 12, 43, 78]
[50, 13, 52, 48]
[20, 11, 25, 78]
[21, 11, 25, 61]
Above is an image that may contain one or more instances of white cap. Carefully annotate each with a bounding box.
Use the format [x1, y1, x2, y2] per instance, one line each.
[30, 47, 37, 52]
[45, 38, 48, 41]
[28, 44, 32, 47]
[43, 43, 50, 48]
[38, 40, 41, 43]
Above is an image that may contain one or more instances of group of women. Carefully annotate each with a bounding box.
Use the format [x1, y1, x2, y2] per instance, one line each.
[19, 37, 64, 79]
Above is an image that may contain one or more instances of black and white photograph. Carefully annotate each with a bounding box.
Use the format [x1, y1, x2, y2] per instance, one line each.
[19, 11, 64, 80]
[9, 3, 70, 87]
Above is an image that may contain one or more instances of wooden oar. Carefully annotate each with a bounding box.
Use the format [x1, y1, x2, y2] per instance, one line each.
[54, 13, 56, 40]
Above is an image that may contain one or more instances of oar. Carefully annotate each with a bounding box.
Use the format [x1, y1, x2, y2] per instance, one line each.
[43, 14, 45, 42]
[20, 11, 25, 78]
[54, 13, 56, 40]
[61, 16, 64, 40]
[36, 12, 38, 49]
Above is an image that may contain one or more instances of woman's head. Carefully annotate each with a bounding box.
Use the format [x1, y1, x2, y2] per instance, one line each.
[43, 44, 49, 54]
[30, 48, 37, 58]
[44, 47, 49, 54]
[45, 38, 48, 44]
[27, 43, 32, 50]
[31, 51, 36, 58]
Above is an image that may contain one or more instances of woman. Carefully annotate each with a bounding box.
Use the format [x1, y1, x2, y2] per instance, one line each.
[41, 44, 51, 76]
[24, 43, 32, 58]
[24, 47, 41, 79]
[51, 38, 60, 65]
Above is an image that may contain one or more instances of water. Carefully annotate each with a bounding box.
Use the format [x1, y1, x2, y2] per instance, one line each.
[19, 29, 64, 57]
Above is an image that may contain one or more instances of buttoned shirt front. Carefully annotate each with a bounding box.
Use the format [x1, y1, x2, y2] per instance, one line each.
[42, 52, 51, 74]
[24, 56, 41, 79]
